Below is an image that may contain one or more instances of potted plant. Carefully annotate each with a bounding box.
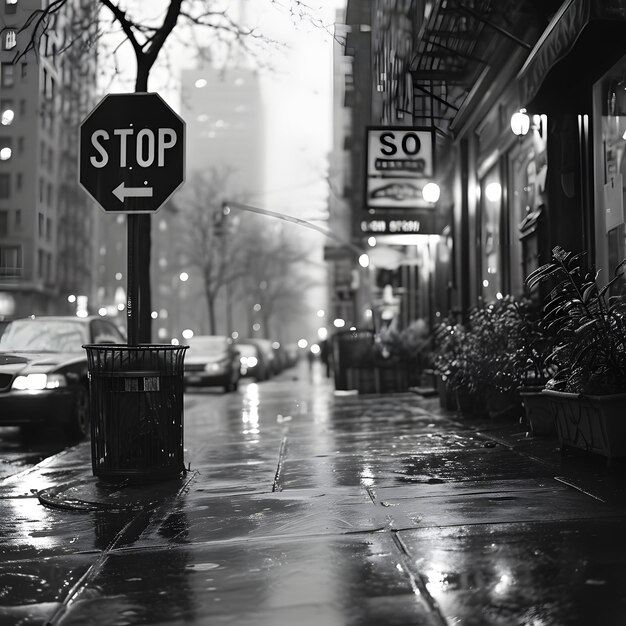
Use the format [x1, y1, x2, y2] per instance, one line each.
[372, 319, 432, 393]
[432, 316, 465, 411]
[462, 296, 531, 419]
[526, 245, 626, 461]
[433, 297, 551, 420]
[506, 298, 557, 435]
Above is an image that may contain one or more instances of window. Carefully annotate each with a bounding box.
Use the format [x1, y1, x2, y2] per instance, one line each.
[38, 212, 44, 238]
[0, 174, 9, 199]
[15, 209, 21, 227]
[46, 217, 51, 241]
[0, 137, 12, 161]
[1, 63, 14, 88]
[92, 320, 125, 344]
[0, 246, 21, 277]
[5, 1, 17, 15]
[20, 63, 26, 78]
[3, 29, 16, 50]
[0, 100, 13, 125]
[0, 210, 7, 236]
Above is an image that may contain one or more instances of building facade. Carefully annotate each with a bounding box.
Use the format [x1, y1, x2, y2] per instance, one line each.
[333, 0, 626, 335]
[0, 0, 99, 319]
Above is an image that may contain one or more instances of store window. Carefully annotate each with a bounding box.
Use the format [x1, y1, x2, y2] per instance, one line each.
[508, 128, 547, 296]
[479, 166, 503, 302]
[595, 55, 626, 295]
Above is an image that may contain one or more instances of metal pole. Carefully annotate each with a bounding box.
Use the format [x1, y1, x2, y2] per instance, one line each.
[127, 214, 139, 345]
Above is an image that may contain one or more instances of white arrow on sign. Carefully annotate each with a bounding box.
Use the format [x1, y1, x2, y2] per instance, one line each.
[113, 182, 154, 202]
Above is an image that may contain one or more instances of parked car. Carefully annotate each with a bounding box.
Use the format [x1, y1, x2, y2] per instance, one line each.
[0, 315, 126, 440]
[240, 338, 277, 377]
[183, 335, 240, 392]
[237, 342, 270, 381]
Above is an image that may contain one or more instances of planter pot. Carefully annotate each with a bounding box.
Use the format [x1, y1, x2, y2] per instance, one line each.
[519, 387, 555, 436]
[345, 363, 409, 394]
[486, 388, 523, 420]
[542, 389, 626, 462]
[455, 388, 487, 418]
[436, 374, 457, 410]
[377, 361, 409, 393]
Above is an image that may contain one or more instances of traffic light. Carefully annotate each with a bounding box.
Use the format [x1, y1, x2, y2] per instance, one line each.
[214, 203, 230, 237]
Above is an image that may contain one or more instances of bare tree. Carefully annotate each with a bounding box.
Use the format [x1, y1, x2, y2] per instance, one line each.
[14, 0, 331, 343]
[175, 168, 319, 339]
[235, 219, 322, 341]
[175, 166, 247, 334]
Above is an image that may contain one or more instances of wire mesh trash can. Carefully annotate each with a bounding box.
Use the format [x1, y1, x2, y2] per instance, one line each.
[84, 344, 188, 482]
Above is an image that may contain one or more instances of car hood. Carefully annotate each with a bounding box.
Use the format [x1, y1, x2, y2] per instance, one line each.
[0, 351, 83, 374]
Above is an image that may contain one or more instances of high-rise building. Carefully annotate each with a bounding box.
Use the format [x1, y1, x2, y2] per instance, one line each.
[152, 59, 266, 339]
[0, 0, 99, 318]
[181, 60, 264, 192]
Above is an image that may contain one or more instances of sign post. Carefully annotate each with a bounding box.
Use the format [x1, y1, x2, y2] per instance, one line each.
[79, 93, 186, 344]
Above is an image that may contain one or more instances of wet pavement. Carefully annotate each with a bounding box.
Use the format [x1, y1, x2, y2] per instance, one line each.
[2, 362, 626, 625]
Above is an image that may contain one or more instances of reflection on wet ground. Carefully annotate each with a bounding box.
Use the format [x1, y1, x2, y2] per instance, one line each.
[2, 362, 626, 625]
[0, 427, 68, 480]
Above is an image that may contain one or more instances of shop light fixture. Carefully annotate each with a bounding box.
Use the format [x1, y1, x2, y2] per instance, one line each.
[510, 108, 530, 136]
[422, 182, 441, 203]
[485, 182, 502, 202]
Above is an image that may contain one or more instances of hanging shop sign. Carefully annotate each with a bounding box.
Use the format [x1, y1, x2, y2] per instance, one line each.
[360, 210, 443, 235]
[365, 127, 435, 210]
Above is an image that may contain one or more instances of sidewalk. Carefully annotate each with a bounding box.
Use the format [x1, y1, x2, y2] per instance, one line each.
[2, 375, 626, 625]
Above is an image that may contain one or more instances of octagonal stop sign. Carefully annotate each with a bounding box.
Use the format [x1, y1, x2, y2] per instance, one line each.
[79, 93, 185, 213]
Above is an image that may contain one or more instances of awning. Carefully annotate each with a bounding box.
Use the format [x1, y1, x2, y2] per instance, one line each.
[517, 0, 626, 113]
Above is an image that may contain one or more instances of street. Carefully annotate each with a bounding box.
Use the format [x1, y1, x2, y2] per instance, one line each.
[1, 359, 626, 624]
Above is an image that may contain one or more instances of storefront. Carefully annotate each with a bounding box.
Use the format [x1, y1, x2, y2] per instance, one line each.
[517, 0, 626, 279]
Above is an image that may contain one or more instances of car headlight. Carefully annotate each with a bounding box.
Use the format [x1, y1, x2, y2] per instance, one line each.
[12, 373, 68, 391]
[246, 356, 258, 367]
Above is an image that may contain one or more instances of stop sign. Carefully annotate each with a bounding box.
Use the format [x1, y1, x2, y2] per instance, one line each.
[79, 93, 185, 213]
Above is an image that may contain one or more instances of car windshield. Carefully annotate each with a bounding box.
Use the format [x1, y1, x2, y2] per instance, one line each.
[0, 320, 88, 353]
[187, 336, 229, 355]
[237, 344, 258, 357]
